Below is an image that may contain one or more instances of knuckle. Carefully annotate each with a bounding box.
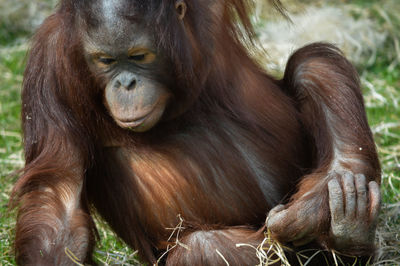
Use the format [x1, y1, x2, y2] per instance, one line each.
[329, 188, 342, 197]
[267, 214, 283, 228]
[357, 189, 367, 197]
[332, 213, 343, 223]
[328, 180, 341, 193]
[346, 187, 356, 195]
[355, 173, 366, 182]
[268, 221, 282, 233]
[343, 171, 354, 179]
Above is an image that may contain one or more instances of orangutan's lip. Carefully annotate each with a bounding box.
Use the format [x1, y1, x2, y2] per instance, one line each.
[116, 108, 154, 128]
[117, 118, 146, 128]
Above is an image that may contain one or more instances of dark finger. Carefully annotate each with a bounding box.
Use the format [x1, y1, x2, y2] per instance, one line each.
[267, 204, 310, 242]
[328, 178, 344, 222]
[267, 206, 288, 229]
[355, 174, 367, 218]
[268, 204, 285, 216]
[368, 181, 381, 224]
[343, 172, 356, 219]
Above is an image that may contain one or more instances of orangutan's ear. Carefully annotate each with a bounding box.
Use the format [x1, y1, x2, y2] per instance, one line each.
[175, 0, 187, 20]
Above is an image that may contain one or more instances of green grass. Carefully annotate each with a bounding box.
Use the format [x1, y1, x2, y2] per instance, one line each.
[361, 49, 400, 263]
[1, 2, 399, 265]
[364, 53, 400, 204]
[0, 43, 25, 265]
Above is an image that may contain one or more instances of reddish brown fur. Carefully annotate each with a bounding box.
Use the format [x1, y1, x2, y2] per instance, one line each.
[12, 0, 380, 265]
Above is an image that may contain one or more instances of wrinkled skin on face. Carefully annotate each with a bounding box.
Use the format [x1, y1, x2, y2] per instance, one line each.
[81, 0, 172, 132]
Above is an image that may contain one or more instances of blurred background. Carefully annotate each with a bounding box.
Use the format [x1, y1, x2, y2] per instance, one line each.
[0, 0, 399, 265]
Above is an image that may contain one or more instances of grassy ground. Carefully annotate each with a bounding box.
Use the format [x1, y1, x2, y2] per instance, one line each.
[0, 1, 399, 265]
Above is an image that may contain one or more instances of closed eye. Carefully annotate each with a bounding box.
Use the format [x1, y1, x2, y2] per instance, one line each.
[98, 57, 116, 65]
[129, 54, 146, 61]
[128, 50, 156, 64]
[91, 52, 117, 68]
